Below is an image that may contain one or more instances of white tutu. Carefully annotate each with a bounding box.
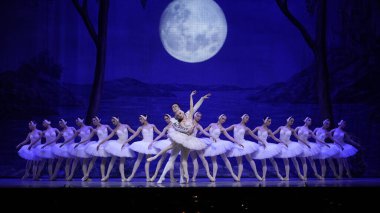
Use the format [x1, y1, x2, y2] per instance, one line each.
[68, 143, 92, 158]
[251, 143, 281, 159]
[313, 143, 340, 159]
[334, 143, 358, 158]
[297, 141, 320, 157]
[18, 145, 40, 161]
[85, 141, 112, 157]
[129, 141, 159, 155]
[275, 142, 304, 158]
[204, 139, 234, 157]
[52, 143, 75, 158]
[34, 144, 56, 159]
[168, 131, 207, 151]
[153, 139, 173, 154]
[226, 140, 259, 157]
[105, 140, 135, 157]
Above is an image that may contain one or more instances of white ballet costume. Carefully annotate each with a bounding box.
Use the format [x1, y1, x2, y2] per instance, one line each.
[168, 120, 208, 151]
[251, 128, 281, 159]
[68, 126, 92, 158]
[275, 127, 303, 158]
[312, 128, 340, 159]
[104, 126, 135, 157]
[297, 126, 320, 157]
[203, 125, 234, 157]
[226, 125, 258, 157]
[52, 128, 76, 158]
[129, 125, 159, 155]
[153, 126, 175, 154]
[34, 128, 57, 159]
[18, 130, 41, 161]
[85, 125, 111, 157]
[333, 129, 358, 158]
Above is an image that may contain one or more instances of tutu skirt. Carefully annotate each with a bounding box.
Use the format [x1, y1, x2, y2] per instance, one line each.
[105, 140, 135, 157]
[226, 140, 259, 157]
[275, 141, 303, 158]
[168, 131, 207, 151]
[18, 145, 40, 160]
[204, 139, 234, 157]
[68, 143, 91, 158]
[313, 143, 340, 159]
[153, 139, 173, 154]
[251, 143, 281, 159]
[297, 141, 320, 157]
[34, 144, 56, 159]
[85, 141, 112, 157]
[129, 141, 159, 155]
[334, 143, 358, 158]
[52, 143, 75, 158]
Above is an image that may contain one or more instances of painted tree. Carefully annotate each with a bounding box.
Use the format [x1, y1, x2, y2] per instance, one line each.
[72, 0, 146, 124]
[275, 0, 334, 123]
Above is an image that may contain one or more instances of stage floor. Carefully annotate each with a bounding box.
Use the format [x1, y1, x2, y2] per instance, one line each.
[1, 177, 380, 188]
[1, 178, 378, 212]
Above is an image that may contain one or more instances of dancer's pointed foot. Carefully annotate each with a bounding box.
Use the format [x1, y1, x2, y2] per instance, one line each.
[170, 178, 177, 183]
[315, 173, 323, 180]
[206, 173, 215, 182]
[283, 176, 290, 181]
[126, 176, 133, 182]
[191, 178, 196, 182]
[277, 173, 284, 181]
[81, 175, 89, 181]
[101, 176, 109, 182]
[157, 177, 164, 184]
[121, 178, 128, 182]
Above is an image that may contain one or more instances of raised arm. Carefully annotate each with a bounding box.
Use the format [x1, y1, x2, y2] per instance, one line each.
[193, 93, 211, 113]
[189, 91, 196, 118]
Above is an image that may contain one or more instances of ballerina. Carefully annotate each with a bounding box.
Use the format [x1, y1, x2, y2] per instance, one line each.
[331, 120, 360, 178]
[64, 117, 93, 181]
[251, 117, 285, 181]
[295, 117, 322, 180]
[82, 116, 113, 180]
[50, 119, 77, 180]
[202, 114, 242, 181]
[272, 116, 305, 180]
[98, 116, 136, 182]
[147, 114, 176, 182]
[16, 121, 42, 180]
[33, 119, 60, 179]
[188, 111, 215, 182]
[155, 91, 209, 184]
[121, 114, 161, 182]
[312, 119, 341, 179]
[225, 114, 262, 181]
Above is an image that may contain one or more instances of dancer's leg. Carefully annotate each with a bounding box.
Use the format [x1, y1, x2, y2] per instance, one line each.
[127, 153, 144, 181]
[291, 157, 305, 180]
[102, 156, 116, 181]
[157, 145, 181, 183]
[145, 154, 151, 181]
[147, 144, 174, 162]
[150, 153, 167, 182]
[327, 158, 339, 178]
[269, 158, 284, 180]
[246, 155, 263, 181]
[261, 159, 267, 181]
[283, 158, 290, 180]
[197, 151, 214, 181]
[22, 161, 32, 179]
[119, 157, 127, 181]
[221, 154, 239, 181]
[236, 156, 243, 180]
[320, 159, 326, 178]
[189, 151, 199, 182]
[300, 157, 308, 180]
[308, 157, 322, 179]
[51, 158, 63, 180]
[180, 148, 190, 183]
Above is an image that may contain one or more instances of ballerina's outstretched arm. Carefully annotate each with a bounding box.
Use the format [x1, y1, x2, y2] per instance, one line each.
[121, 126, 143, 149]
[221, 128, 244, 148]
[59, 127, 78, 147]
[291, 128, 310, 148]
[267, 128, 287, 147]
[191, 91, 211, 115]
[96, 125, 118, 151]
[309, 129, 329, 147]
[249, 127, 267, 147]
[74, 127, 95, 148]
[42, 128, 62, 148]
[148, 125, 169, 149]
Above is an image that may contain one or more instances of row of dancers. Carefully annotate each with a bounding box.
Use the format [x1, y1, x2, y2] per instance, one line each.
[16, 91, 360, 183]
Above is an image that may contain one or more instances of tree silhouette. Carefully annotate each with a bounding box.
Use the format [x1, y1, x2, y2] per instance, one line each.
[276, 0, 334, 123]
[72, 0, 110, 124]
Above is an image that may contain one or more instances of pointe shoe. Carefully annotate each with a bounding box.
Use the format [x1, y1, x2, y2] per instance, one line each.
[81, 176, 89, 181]
[101, 177, 109, 182]
[21, 174, 29, 180]
[232, 175, 240, 182]
[157, 178, 164, 184]
[191, 178, 196, 182]
[121, 178, 128, 182]
[170, 178, 177, 183]
[126, 177, 133, 182]
[315, 174, 323, 180]
[277, 174, 284, 181]
[283, 177, 290, 181]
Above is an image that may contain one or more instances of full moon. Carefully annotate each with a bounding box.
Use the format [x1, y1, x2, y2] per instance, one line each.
[159, 0, 228, 63]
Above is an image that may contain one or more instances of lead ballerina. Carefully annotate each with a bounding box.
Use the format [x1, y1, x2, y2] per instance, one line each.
[154, 91, 210, 184]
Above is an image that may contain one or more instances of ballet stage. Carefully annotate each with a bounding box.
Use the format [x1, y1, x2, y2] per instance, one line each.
[1, 178, 378, 212]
